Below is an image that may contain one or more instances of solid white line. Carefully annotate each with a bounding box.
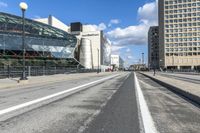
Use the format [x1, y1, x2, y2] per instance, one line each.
[134, 72, 159, 133]
[0, 74, 119, 116]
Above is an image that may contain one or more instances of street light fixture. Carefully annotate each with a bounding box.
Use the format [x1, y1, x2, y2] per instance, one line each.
[19, 2, 28, 80]
[20, 2, 28, 11]
[97, 48, 100, 74]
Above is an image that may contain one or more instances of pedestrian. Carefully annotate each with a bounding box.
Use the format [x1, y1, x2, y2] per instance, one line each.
[153, 68, 156, 76]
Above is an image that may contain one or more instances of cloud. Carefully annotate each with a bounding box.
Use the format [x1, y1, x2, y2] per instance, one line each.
[107, 24, 148, 46]
[138, 0, 158, 25]
[123, 49, 134, 60]
[98, 23, 107, 30]
[33, 15, 42, 19]
[84, 23, 107, 31]
[0, 1, 8, 8]
[111, 45, 124, 54]
[107, 0, 158, 46]
[127, 55, 133, 59]
[126, 48, 131, 52]
[85, 19, 119, 32]
[108, 19, 120, 27]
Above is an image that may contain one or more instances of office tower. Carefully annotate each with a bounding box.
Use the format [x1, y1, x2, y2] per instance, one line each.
[148, 26, 159, 69]
[159, 0, 200, 70]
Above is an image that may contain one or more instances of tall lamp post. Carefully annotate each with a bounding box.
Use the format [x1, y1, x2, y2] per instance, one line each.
[97, 48, 100, 73]
[142, 53, 144, 65]
[19, 2, 28, 80]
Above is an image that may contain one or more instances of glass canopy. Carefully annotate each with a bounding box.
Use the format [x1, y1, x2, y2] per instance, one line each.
[0, 12, 82, 68]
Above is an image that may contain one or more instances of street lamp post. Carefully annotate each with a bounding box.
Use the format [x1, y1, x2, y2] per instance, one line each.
[97, 48, 100, 73]
[19, 2, 28, 80]
[160, 59, 164, 72]
[153, 60, 156, 76]
[142, 53, 144, 65]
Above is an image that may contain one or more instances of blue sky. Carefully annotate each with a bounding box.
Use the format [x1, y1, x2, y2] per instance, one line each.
[0, 0, 158, 66]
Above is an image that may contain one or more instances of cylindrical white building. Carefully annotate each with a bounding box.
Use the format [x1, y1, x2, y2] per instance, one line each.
[79, 38, 93, 69]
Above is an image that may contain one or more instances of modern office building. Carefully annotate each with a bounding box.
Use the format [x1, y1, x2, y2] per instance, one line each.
[111, 55, 124, 70]
[0, 12, 82, 68]
[159, 0, 200, 70]
[148, 26, 159, 69]
[35, 17, 112, 70]
[70, 22, 111, 70]
[35, 15, 70, 33]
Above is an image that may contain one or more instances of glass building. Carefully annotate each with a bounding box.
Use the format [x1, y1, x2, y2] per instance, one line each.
[0, 12, 82, 68]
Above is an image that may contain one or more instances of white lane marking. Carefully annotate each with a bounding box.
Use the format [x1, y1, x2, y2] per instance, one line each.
[78, 73, 130, 133]
[0, 74, 119, 116]
[134, 72, 159, 133]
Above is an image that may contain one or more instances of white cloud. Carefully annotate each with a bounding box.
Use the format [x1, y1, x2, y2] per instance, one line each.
[111, 45, 124, 54]
[126, 48, 131, 52]
[110, 19, 120, 24]
[0, 1, 8, 8]
[108, 19, 120, 27]
[138, 0, 158, 25]
[98, 23, 107, 30]
[107, 0, 158, 46]
[107, 24, 148, 46]
[85, 23, 107, 31]
[127, 55, 133, 59]
[34, 15, 42, 19]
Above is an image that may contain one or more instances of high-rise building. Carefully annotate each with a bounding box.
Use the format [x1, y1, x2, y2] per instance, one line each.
[148, 26, 159, 69]
[159, 0, 200, 70]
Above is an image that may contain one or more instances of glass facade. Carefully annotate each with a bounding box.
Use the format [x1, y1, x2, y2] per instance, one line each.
[0, 12, 82, 68]
[101, 36, 111, 66]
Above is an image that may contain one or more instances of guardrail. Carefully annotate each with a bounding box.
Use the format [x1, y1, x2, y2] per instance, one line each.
[0, 66, 99, 79]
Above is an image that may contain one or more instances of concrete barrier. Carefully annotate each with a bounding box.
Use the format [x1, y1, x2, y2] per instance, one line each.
[140, 72, 200, 106]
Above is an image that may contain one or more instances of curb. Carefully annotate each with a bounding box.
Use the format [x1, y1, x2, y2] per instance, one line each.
[139, 72, 200, 106]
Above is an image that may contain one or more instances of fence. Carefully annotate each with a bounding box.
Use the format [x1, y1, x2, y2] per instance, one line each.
[0, 66, 98, 79]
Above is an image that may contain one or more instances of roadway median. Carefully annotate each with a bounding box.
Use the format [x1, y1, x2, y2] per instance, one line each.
[139, 72, 200, 105]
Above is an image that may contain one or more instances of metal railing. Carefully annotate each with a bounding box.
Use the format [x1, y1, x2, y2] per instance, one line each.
[0, 66, 99, 79]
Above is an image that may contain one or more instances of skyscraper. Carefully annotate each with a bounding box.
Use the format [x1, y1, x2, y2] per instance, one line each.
[148, 26, 159, 69]
[159, 0, 200, 70]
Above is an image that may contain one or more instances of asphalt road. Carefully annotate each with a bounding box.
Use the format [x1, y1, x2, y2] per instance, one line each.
[137, 73, 200, 133]
[0, 72, 199, 133]
[0, 73, 120, 111]
[0, 72, 134, 133]
[83, 72, 140, 133]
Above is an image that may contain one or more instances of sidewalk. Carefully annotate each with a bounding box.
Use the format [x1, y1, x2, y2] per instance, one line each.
[0, 72, 116, 90]
[140, 72, 200, 105]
